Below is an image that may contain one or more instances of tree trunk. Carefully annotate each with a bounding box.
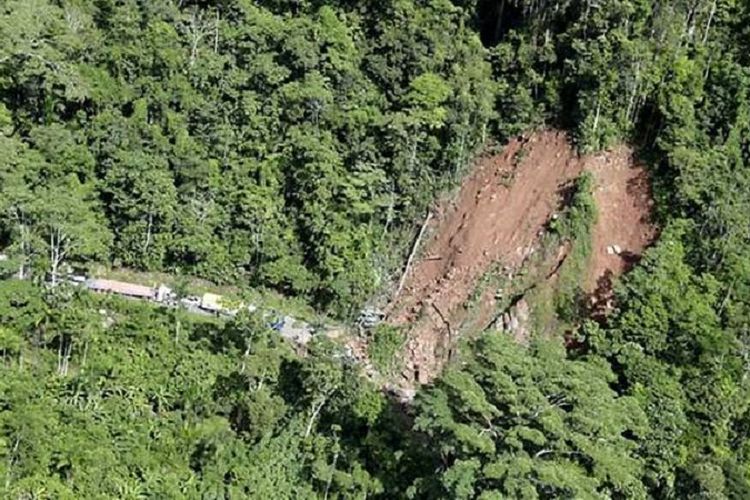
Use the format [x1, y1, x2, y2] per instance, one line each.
[57, 338, 63, 375]
[81, 340, 89, 368]
[592, 98, 601, 138]
[702, 0, 717, 44]
[188, 9, 207, 69]
[50, 229, 60, 286]
[174, 316, 181, 344]
[305, 397, 327, 438]
[143, 212, 153, 255]
[381, 188, 395, 240]
[214, 10, 220, 53]
[626, 61, 641, 123]
[493, 0, 506, 44]
[49, 228, 69, 287]
[61, 341, 72, 376]
[5, 436, 20, 489]
[17, 222, 28, 280]
[324, 446, 340, 500]
[395, 211, 433, 299]
[453, 131, 467, 177]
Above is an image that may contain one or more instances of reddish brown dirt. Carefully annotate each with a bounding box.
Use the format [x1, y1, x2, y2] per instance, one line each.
[585, 148, 658, 312]
[386, 130, 582, 383]
[385, 129, 657, 386]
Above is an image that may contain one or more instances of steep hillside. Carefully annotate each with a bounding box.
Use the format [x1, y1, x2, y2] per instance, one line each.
[384, 130, 657, 385]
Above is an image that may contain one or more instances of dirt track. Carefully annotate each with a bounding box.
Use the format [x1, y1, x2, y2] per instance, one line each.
[386, 129, 656, 385]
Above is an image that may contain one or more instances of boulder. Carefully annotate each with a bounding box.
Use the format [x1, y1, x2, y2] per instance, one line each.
[495, 298, 530, 344]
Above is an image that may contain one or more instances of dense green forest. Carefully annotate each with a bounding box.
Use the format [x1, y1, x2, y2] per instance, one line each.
[3, 0, 750, 498]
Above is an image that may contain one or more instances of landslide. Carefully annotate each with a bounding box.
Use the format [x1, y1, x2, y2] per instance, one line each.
[385, 129, 657, 385]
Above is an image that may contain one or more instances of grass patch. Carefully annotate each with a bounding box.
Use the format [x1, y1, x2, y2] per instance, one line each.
[466, 261, 505, 310]
[367, 324, 407, 376]
[550, 173, 597, 323]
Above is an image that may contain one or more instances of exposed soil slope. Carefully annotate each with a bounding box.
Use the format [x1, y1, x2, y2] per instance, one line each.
[585, 148, 658, 311]
[386, 130, 656, 385]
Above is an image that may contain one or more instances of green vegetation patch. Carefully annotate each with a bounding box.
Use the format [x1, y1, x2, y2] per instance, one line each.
[550, 173, 597, 323]
[367, 324, 407, 377]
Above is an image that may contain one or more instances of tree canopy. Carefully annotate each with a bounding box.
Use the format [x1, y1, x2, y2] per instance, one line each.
[3, 0, 750, 497]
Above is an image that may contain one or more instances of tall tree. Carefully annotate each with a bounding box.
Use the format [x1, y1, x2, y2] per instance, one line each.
[32, 176, 110, 285]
